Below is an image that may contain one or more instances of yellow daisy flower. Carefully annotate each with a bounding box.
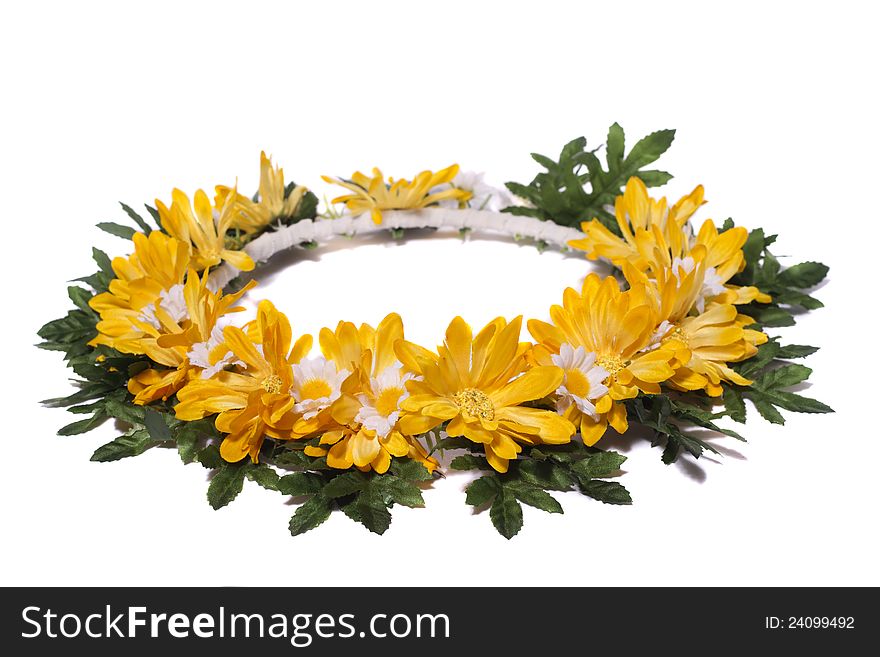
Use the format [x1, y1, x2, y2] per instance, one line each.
[113, 269, 254, 404]
[658, 303, 768, 396]
[156, 188, 255, 272]
[528, 274, 678, 445]
[175, 300, 312, 463]
[215, 151, 309, 234]
[569, 176, 770, 308]
[322, 165, 472, 224]
[625, 257, 770, 397]
[302, 313, 438, 474]
[89, 230, 191, 350]
[395, 316, 575, 473]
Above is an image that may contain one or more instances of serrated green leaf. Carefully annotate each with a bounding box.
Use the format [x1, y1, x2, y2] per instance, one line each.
[490, 489, 523, 539]
[605, 122, 625, 170]
[777, 344, 819, 360]
[570, 451, 627, 478]
[749, 306, 795, 327]
[353, 489, 392, 535]
[58, 414, 108, 436]
[389, 459, 433, 481]
[505, 481, 563, 514]
[757, 364, 812, 390]
[247, 465, 280, 490]
[143, 407, 172, 442]
[518, 459, 575, 491]
[465, 475, 501, 507]
[90, 429, 154, 462]
[96, 222, 137, 240]
[67, 286, 95, 314]
[91, 247, 114, 275]
[289, 495, 332, 536]
[207, 463, 249, 510]
[382, 477, 425, 508]
[176, 430, 199, 464]
[722, 385, 747, 423]
[449, 454, 490, 470]
[119, 202, 153, 234]
[197, 445, 225, 469]
[429, 436, 473, 454]
[580, 479, 632, 505]
[277, 472, 324, 496]
[322, 471, 368, 499]
[625, 129, 675, 170]
[753, 398, 786, 424]
[777, 262, 829, 289]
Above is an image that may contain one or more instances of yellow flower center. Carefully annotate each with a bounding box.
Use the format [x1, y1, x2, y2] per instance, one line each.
[564, 368, 592, 397]
[375, 386, 404, 417]
[261, 374, 283, 394]
[300, 378, 332, 400]
[453, 388, 495, 420]
[597, 354, 625, 376]
[667, 327, 689, 345]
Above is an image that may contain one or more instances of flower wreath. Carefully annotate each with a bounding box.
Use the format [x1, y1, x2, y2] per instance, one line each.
[40, 124, 832, 538]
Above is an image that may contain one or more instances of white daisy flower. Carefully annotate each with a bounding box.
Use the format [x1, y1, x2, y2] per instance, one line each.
[550, 343, 610, 420]
[354, 363, 417, 438]
[137, 283, 188, 329]
[291, 357, 350, 419]
[670, 256, 726, 313]
[187, 322, 244, 379]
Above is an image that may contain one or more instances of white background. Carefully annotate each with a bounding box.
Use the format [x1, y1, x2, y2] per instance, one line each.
[2, 1, 877, 587]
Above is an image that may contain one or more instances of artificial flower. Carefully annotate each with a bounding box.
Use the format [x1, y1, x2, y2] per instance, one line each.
[299, 314, 438, 474]
[156, 188, 255, 272]
[116, 269, 253, 404]
[89, 230, 191, 350]
[528, 274, 678, 444]
[175, 300, 312, 463]
[569, 176, 770, 311]
[215, 151, 308, 233]
[396, 316, 575, 473]
[322, 165, 472, 224]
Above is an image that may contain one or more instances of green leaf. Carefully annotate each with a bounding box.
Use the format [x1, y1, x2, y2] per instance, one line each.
[429, 436, 473, 454]
[777, 262, 829, 289]
[207, 463, 249, 510]
[322, 471, 368, 499]
[58, 414, 107, 436]
[176, 430, 199, 464]
[518, 459, 575, 491]
[277, 472, 324, 496]
[389, 459, 433, 481]
[246, 465, 280, 491]
[570, 451, 627, 479]
[196, 445, 225, 469]
[289, 495, 332, 536]
[449, 454, 491, 471]
[353, 489, 392, 535]
[96, 222, 137, 240]
[90, 428, 154, 462]
[748, 306, 795, 327]
[580, 479, 632, 505]
[625, 129, 676, 170]
[605, 122, 625, 170]
[67, 286, 95, 314]
[143, 407, 172, 442]
[505, 481, 563, 514]
[382, 477, 425, 508]
[722, 385, 747, 423]
[756, 364, 812, 390]
[490, 489, 524, 539]
[753, 399, 786, 424]
[91, 247, 114, 275]
[465, 475, 501, 507]
[119, 202, 153, 234]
